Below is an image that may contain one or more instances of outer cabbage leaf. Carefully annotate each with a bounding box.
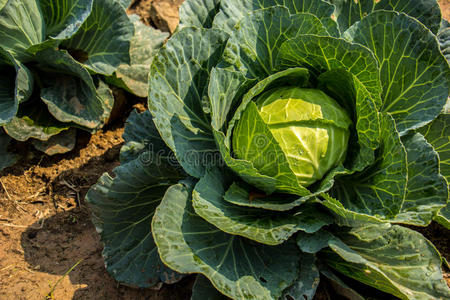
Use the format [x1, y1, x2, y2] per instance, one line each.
[0, 48, 33, 126]
[179, 0, 221, 29]
[4, 100, 71, 141]
[393, 133, 448, 226]
[374, 0, 441, 34]
[417, 113, 450, 229]
[222, 7, 329, 79]
[223, 180, 310, 211]
[191, 275, 229, 300]
[330, 0, 441, 34]
[36, 49, 109, 130]
[85, 110, 185, 288]
[212, 0, 338, 36]
[277, 34, 382, 109]
[435, 205, 450, 230]
[418, 113, 450, 184]
[317, 69, 379, 172]
[61, 0, 133, 75]
[326, 114, 407, 221]
[192, 167, 331, 245]
[282, 254, 320, 300]
[328, 0, 374, 33]
[39, 0, 93, 40]
[438, 20, 450, 64]
[108, 15, 168, 97]
[120, 109, 172, 164]
[322, 224, 450, 300]
[152, 181, 301, 300]
[344, 11, 449, 134]
[148, 27, 228, 178]
[0, 0, 44, 61]
[31, 128, 76, 155]
[0, 130, 18, 171]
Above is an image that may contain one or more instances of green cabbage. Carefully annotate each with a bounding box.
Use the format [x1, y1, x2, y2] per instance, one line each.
[233, 87, 351, 187]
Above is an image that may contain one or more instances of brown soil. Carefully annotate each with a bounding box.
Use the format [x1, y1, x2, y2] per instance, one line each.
[0, 1, 449, 300]
[0, 111, 193, 299]
[128, 0, 184, 33]
[441, 0, 450, 20]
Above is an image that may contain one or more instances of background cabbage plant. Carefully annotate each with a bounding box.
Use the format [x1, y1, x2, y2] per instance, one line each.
[0, 0, 167, 165]
[87, 0, 450, 299]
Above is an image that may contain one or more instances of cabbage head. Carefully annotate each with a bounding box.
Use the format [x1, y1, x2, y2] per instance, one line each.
[233, 87, 352, 187]
[87, 0, 450, 299]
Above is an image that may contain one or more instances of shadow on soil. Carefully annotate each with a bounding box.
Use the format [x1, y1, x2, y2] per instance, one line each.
[17, 132, 194, 299]
[21, 208, 194, 299]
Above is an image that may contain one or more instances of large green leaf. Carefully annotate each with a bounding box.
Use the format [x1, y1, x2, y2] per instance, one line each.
[435, 205, 450, 230]
[223, 181, 309, 211]
[31, 128, 77, 155]
[109, 15, 168, 97]
[120, 109, 172, 164]
[0, 0, 44, 61]
[393, 133, 448, 226]
[282, 254, 320, 300]
[39, 0, 93, 40]
[277, 34, 382, 109]
[152, 182, 301, 300]
[297, 229, 339, 254]
[3, 99, 70, 141]
[148, 27, 228, 178]
[36, 49, 107, 130]
[0, 129, 18, 171]
[323, 224, 450, 299]
[86, 160, 184, 288]
[222, 7, 329, 79]
[61, 0, 133, 75]
[438, 20, 450, 64]
[330, 0, 441, 34]
[213, 0, 337, 36]
[0, 47, 34, 125]
[327, 114, 407, 221]
[374, 0, 441, 34]
[85, 110, 185, 288]
[320, 193, 387, 225]
[417, 113, 450, 228]
[344, 11, 449, 134]
[317, 68, 379, 173]
[418, 113, 450, 183]
[179, 0, 221, 29]
[192, 167, 331, 245]
[328, 0, 375, 33]
[191, 275, 229, 300]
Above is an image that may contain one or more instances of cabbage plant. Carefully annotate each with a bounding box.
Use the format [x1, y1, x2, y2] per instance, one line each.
[0, 0, 134, 161]
[87, 0, 450, 299]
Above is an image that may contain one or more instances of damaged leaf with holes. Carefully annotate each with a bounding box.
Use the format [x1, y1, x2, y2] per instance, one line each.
[0, 0, 134, 159]
[87, 0, 450, 299]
